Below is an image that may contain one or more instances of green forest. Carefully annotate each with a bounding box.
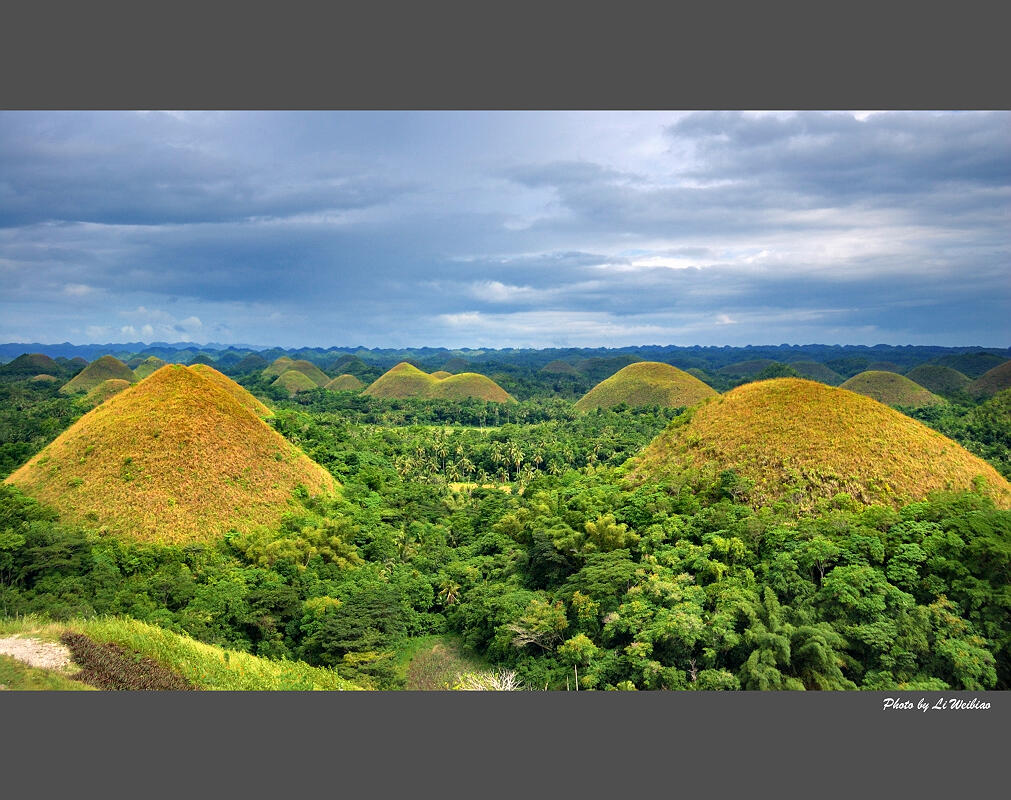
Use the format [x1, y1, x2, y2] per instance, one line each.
[1, 345, 1010, 691]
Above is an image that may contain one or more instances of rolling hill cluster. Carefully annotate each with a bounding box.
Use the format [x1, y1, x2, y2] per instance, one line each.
[0, 342, 1009, 692]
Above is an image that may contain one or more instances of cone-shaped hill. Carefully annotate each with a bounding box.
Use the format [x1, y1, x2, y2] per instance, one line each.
[574, 362, 718, 412]
[189, 363, 273, 417]
[263, 358, 328, 386]
[839, 371, 945, 407]
[273, 370, 320, 396]
[364, 362, 513, 402]
[905, 364, 971, 395]
[133, 356, 167, 380]
[82, 378, 132, 409]
[430, 371, 452, 380]
[30, 374, 60, 383]
[324, 374, 365, 392]
[60, 356, 135, 395]
[5, 365, 338, 544]
[0, 353, 62, 378]
[262, 356, 296, 379]
[968, 361, 1011, 398]
[234, 354, 269, 374]
[627, 378, 1011, 513]
[788, 361, 844, 386]
[933, 352, 1007, 379]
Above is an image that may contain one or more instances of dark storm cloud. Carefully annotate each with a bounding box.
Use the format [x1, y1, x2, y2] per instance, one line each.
[0, 111, 1007, 347]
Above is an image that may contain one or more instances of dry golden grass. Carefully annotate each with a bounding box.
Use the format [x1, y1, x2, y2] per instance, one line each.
[365, 363, 513, 402]
[272, 369, 320, 396]
[5, 364, 338, 544]
[430, 370, 452, 379]
[60, 355, 136, 395]
[627, 378, 1011, 512]
[840, 371, 945, 407]
[132, 356, 167, 380]
[324, 373, 365, 391]
[82, 379, 132, 409]
[574, 362, 718, 412]
[189, 363, 273, 417]
[30, 374, 60, 383]
[969, 361, 1011, 398]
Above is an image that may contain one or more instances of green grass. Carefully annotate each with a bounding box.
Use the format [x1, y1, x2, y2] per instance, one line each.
[60, 355, 136, 395]
[366, 362, 513, 402]
[575, 362, 717, 412]
[717, 359, 778, 377]
[82, 378, 132, 409]
[324, 373, 365, 391]
[132, 356, 167, 379]
[0, 615, 360, 690]
[0, 653, 96, 690]
[969, 361, 1011, 398]
[394, 634, 491, 690]
[905, 364, 971, 394]
[789, 361, 844, 385]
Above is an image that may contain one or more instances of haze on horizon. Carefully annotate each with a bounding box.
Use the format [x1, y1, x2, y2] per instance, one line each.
[1, 110, 1008, 350]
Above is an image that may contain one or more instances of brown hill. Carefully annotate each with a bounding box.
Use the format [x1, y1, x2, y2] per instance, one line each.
[324, 374, 365, 392]
[968, 361, 1011, 398]
[5, 364, 337, 544]
[575, 362, 718, 412]
[627, 378, 1011, 513]
[189, 363, 273, 417]
[839, 371, 945, 407]
[60, 356, 136, 395]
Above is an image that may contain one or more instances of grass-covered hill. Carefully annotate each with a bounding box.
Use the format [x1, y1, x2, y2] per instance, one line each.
[430, 370, 452, 380]
[866, 360, 903, 373]
[574, 362, 718, 412]
[82, 378, 132, 409]
[262, 356, 296, 379]
[364, 362, 513, 402]
[190, 363, 273, 417]
[441, 356, 470, 373]
[627, 378, 1011, 513]
[59, 355, 135, 395]
[968, 361, 1011, 399]
[905, 364, 971, 395]
[324, 373, 365, 392]
[0, 616, 359, 690]
[788, 361, 844, 385]
[932, 352, 1007, 379]
[233, 353, 269, 374]
[30, 374, 60, 383]
[5, 364, 338, 543]
[132, 356, 167, 379]
[273, 369, 323, 396]
[839, 371, 945, 407]
[0, 353, 63, 379]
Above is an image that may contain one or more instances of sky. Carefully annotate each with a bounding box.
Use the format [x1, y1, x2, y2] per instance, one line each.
[1, 110, 1008, 349]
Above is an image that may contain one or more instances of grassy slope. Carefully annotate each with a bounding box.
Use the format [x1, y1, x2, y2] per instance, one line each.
[0, 353, 62, 377]
[190, 363, 273, 416]
[541, 360, 580, 375]
[0, 616, 359, 690]
[324, 373, 365, 391]
[789, 361, 844, 385]
[905, 364, 971, 394]
[60, 356, 135, 395]
[574, 362, 717, 412]
[133, 356, 167, 379]
[394, 634, 491, 690]
[628, 378, 1011, 512]
[434, 373, 514, 402]
[273, 369, 320, 395]
[839, 371, 945, 407]
[366, 362, 513, 402]
[30, 374, 60, 383]
[430, 370, 452, 379]
[82, 378, 132, 409]
[262, 356, 296, 379]
[934, 352, 1007, 379]
[969, 361, 1011, 398]
[717, 359, 777, 376]
[287, 360, 330, 387]
[5, 364, 338, 544]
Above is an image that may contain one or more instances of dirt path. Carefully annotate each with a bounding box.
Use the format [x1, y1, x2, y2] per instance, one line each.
[0, 636, 73, 671]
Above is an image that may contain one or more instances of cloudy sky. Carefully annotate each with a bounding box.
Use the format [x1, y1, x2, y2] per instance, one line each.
[1, 110, 1008, 349]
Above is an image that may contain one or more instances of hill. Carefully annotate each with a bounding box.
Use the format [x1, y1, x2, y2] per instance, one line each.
[839, 371, 945, 407]
[968, 361, 1011, 398]
[905, 364, 971, 395]
[189, 363, 273, 417]
[430, 370, 452, 379]
[789, 361, 844, 385]
[441, 357, 470, 373]
[627, 378, 1011, 512]
[365, 362, 513, 402]
[0, 616, 359, 690]
[30, 374, 60, 383]
[187, 354, 216, 366]
[933, 352, 1007, 379]
[324, 373, 365, 392]
[286, 359, 330, 386]
[132, 356, 167, 379]
[574, 362, 718, 412]
[866, 361, 903, 373]
[435, 373, 514, 402]
[262, 356, 296, 379]
[272, 369, 321, 396]
[365, 362, 440, 399]
[81, 378, 132, 409]
[0, 353, 62, 379]
[59, 356, 135, 395]
[6, 364, 338, 543]
[234, 353, 269, 374]
[717, 359, 778, 377]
